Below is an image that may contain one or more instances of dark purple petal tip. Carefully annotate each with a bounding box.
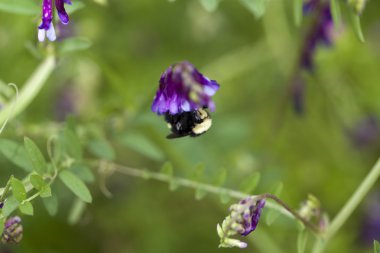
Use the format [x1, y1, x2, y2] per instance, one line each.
[241, 199, 266, 236]
[152, 61, 220, 115]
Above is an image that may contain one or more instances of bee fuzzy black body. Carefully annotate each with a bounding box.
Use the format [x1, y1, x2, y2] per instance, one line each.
[165, 108, 212, 139]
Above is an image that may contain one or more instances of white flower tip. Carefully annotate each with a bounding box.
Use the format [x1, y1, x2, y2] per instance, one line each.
[46, 23, 56, 41]
[38, 29, 45, 42]
[217, 224, 224, 238]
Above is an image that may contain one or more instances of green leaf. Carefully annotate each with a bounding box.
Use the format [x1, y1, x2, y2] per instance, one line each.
[330, 0, 342, 29]
[0, 139, 31, 171]
[213, 169, 227, 187]
[42, 194, 58, 216]
[2, 196, 19, 217]
[199, 0, 221, 12]
[0, 0, 39, 15]
[30, 174, 52, 198]
[349, 11, 365, 42]
[58, 37, 92, 55]
[374, 240, 380, 253]
[265, 208, 281, 226]
[239, 172, 260, 194]
[161, 162, 173, 176]
[69, 164, 95, 183]
[293, 0, 303, 26]
[191, 163, 205, 181]
[30, 174, 47, 191]
[219, 191, 231, 204]
[19, 201, 34, 215]
[195, 188, 207, 200]
[87, 139, 115, 160]
[59, 170, 92, 203]
[239, 0, 268, 18]
[297, 231, 308, 253]
[40, 185, 52, 198]
[24, 137, 47, 175]
[60, 128, 83, 160]
[10, 177, 26, 202]
[68, 198, 86, 225]
[121, 133, 165, 161]
[160, 162, 179, 191]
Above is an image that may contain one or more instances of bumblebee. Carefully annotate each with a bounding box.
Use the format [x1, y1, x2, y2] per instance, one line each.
[165, 108, 212, 139]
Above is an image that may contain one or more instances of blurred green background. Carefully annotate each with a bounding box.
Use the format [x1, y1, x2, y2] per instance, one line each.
[1, 0, 380, 252]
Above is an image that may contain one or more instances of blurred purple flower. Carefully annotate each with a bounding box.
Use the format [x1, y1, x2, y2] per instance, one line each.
[38, 0, 72, 42]
[54, 86, 77, 121]
[359, 192, 380, 246]
[151, 61, 220, 115]
[350, 116, 380, 149]
[291, 75, 306, 115]
[301, 2, 333, 70]
[1, 216, 23, 244]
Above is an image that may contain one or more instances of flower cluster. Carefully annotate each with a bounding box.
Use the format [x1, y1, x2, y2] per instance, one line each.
[38, 0, 72, 42]
[1, 216, 23, 244]
[151, 61, 220, 116]
[217, 197, 266, 248]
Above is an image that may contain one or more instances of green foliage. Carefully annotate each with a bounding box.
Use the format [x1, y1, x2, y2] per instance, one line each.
[59, 170, 92, 203]
[120, 132, 165, 161]
[58, 37, 93, 55]
[0, 0, 39, 15]
[199, 0, 221, 12]
[29, 174, 51, 198]
[239, 0, 269, 18]
[10, 177, 26, 202]
[2, 196, 19, 217]
[0, 217, 5, 235]
[87, 139, 115, 160]
[68, 198, 86, 225]
[265, 182, 283, 226]
[297, 231, 308, 253]
[69, 164, 95, 183]
[330, 0, 342, 29]
[0, 139, 31, 171]
[59, 129, 83, 161]
[24, 137, 47, 175]
[19, 201, 34, 216]
[238, 172, 260, 194]
[161, 162, 179, 191]
[293, 0, 303, 26]
[375, 240, 380, 253]
[42, 194, 59, 216]
[349, 11, 365, 42]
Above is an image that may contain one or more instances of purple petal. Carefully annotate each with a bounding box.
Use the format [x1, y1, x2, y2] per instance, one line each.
[39, 0, 53, 30]
[55, 0, 70, 25]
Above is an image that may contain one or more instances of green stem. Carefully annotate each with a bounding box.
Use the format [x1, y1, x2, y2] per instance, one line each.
[317, 157, 380, 251]
[261, 193, 321, 234]
[0, 176, 13, 203]
[111, 163, 294, 219]
[0, 55, 55, 124]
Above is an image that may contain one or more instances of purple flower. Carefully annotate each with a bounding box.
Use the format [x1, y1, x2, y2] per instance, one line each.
[359, 192, 380, 246]
[1, 216, 23, 244]
[239, 198, 266, 236]
[217, 197, 266, 248]
[38, 0, 72, 42]
[301, 2, 333, 70]
[349, 116, 380, 149]
[151, 61, 220, 115]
